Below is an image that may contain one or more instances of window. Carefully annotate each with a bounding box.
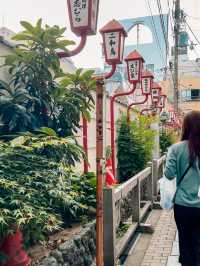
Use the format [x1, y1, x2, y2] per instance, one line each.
[181, 89, 200, 101]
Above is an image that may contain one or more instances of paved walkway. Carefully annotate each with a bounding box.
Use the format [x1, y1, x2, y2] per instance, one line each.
[140, 210, 178, 266]
[167, 232, 180, 266]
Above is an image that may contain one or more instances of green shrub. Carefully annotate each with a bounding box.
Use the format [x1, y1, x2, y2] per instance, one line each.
[117, 114, 156, 183]
[160, 129, 176, 154]
[117, 117, 137, 182]
[0, 136, 96, 249]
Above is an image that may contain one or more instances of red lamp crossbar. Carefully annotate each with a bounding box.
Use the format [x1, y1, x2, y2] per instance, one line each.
[57, 34, 87, 58]
[127, 95, 148, 123]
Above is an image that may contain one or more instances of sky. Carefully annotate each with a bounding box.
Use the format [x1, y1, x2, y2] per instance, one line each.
[1, 0, 200, 68]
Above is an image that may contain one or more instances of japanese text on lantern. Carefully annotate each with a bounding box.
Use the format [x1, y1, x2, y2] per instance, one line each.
[129, 61, 139, 80]
[159, 97, 164, 107]
[72, 0, 88, 23]
[143, 78, 149, 93]
[152, 89, 158, 97]
[108, 33, 117, 57]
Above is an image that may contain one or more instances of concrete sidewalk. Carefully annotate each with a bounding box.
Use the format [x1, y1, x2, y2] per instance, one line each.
[140, 210, 177, 266]
[167, 232, 180, 266]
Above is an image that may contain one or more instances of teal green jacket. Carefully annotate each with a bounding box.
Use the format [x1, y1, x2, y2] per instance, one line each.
[164, 140, 200, 208]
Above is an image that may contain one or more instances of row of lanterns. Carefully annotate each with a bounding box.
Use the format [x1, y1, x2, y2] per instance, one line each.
[67, 0, 166, 111]
[100, 20, 167, 111]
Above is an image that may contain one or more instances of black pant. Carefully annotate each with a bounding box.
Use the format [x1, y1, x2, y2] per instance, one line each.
[174, 204, 200, 266]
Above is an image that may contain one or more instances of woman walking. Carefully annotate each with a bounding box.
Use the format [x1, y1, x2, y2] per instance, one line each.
[165, 110, 200, 266]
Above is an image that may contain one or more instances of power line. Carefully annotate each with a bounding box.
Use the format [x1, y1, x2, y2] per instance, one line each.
[145, 0, 166, 65]
[167, 0, 175, 40]
[186, 20, 200, 46]
[156, 0, 168, 51]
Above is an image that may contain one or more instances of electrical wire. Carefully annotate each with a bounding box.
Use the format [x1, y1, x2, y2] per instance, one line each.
[145, 0, 165, 65]
[156, 0, 168, 51]
[186, 21, 200, 46]
[167, 0, 175, 40]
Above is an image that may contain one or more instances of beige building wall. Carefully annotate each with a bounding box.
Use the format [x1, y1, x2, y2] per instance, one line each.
[160, 76, 200, 113]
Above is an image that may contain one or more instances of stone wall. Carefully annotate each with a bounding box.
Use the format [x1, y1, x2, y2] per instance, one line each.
[35, 222, 96, 266]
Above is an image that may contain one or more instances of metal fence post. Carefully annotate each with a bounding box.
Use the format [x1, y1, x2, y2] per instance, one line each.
[103, 188, 116, 266]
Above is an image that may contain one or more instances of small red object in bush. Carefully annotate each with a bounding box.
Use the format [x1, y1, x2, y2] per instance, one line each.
[0, 229, 30, 266]
[106, 158, 117, 186]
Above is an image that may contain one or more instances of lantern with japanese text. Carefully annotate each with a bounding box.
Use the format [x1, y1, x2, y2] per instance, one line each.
[157, 94, 167, 108]
[141, 70, 154, 95]
[169, 108, 175, 122]
[151, 82, 162, 105]
[67, 0, 99, 36]
[100, 20, 127, 65]
[125, 50, 145, 84]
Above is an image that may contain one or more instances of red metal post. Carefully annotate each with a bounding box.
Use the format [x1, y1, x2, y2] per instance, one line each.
[110, 84, 136, 176]
[82, 116, 89, 173]
[127, 95, 148, 124]
[57, 34, 87, 58]
[104, 64, 117, 79]
[96, 78, 104, 266]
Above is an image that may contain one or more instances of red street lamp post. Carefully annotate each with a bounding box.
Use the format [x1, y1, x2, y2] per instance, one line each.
[55, 3, 112, 266]
[109, 50, 144, 176]
[57, 3, 126, 263]
[94, 20, 127, 266]
[127, 70, 154, 123]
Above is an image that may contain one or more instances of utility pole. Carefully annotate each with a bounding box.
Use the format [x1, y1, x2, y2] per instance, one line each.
[174, 0, 181, 113]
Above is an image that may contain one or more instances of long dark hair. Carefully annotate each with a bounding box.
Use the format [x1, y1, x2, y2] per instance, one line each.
[181, 110, 200, 164]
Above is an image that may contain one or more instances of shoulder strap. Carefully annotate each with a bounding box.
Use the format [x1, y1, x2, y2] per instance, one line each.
[177, 161, 194, 186]
[173, 161, 194, 203]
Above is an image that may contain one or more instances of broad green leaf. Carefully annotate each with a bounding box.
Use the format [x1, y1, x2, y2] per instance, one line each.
[20, 21, 36, 34]
[10, 136, 25, 147]
[39, 127, 57, 136]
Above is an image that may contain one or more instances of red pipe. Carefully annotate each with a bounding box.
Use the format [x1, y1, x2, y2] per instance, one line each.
[82, 116, 89, 173]
[104, 64, 117, 79]
[140, 106, 162, 116]
[57, 34, 87, 58]
[110, 83, 136, 177]
[140, 108, 152, 115]
[127, 95, 148, 124]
